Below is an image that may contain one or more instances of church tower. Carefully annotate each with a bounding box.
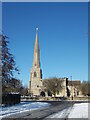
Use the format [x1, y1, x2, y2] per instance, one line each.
[29, 28, 42, 96]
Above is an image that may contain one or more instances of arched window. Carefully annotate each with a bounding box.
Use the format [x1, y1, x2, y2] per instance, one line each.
[48, 91, 52, 96]
[77, 91, 79, 96]
[40, 91, 45, 97]
[34, 72, 37, 77]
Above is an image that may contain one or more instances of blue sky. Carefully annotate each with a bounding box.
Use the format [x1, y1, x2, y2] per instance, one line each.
[2, 2, 88, 86]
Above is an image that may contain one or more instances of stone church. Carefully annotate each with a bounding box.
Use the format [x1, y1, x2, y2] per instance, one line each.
[29, 28, 82, 97]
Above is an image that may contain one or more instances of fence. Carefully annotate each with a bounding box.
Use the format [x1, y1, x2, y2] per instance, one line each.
[2, 93, 21, 105]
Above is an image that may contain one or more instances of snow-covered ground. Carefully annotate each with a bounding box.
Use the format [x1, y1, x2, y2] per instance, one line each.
[68, 103, 88, 118]
[0, 102, 50, 118]
[48, 103, 89, 118]
[0, 102, 89, 119]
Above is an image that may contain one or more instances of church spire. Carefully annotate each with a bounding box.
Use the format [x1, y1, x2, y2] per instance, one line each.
[34, 28, 39, 52]
[33, 28, 40, 68]
[29, 28, 42, 95]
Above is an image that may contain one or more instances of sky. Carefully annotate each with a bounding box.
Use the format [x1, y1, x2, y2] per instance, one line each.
[2, 2, 88, 86]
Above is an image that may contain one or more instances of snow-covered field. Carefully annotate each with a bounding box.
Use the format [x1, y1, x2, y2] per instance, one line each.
[0, 102, 50, 118]
[48, 103, 89, 118]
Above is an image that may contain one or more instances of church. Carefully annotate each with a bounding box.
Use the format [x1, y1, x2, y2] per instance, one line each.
[29, 28, 82, 98]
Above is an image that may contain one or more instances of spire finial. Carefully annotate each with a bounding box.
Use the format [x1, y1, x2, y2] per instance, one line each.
[36, 28, 38, 35]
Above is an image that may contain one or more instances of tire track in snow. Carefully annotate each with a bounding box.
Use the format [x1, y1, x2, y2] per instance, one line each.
[46, 106, 73, 119]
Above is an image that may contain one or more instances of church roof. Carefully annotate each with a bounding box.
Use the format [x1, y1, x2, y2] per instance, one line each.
[68, 80, 81, 86]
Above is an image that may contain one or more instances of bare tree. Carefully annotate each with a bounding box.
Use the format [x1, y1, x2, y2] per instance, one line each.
[81, 80, 90, 96]
[43, 77, 63, 97]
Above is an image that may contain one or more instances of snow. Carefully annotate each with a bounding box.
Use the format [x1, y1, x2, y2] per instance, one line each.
[0, 102, 89, 119]
[9, 92, 20, 94]
[48, 103, 89, 118]
[0, 102, 50, 118]
[68, 103, 88, 118]
[47, 107, 72, 118]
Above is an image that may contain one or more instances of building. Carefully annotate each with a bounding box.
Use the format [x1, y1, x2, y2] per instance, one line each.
[42, 77, 68, 97]
[29, 28, 43, 96]
[29, 28, 82, 97]
[67, 80, 82, 97]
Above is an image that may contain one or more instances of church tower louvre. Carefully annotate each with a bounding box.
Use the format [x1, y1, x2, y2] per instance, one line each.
[29, 28, 42, 96]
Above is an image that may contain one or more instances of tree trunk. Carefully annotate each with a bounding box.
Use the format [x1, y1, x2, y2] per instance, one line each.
[54, 93, 56, 100]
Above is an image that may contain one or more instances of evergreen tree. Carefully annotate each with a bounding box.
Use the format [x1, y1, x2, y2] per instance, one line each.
[0, 34, 19, 94]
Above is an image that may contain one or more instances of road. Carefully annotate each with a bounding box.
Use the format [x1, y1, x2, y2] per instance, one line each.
[2, 100, 89, 120]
